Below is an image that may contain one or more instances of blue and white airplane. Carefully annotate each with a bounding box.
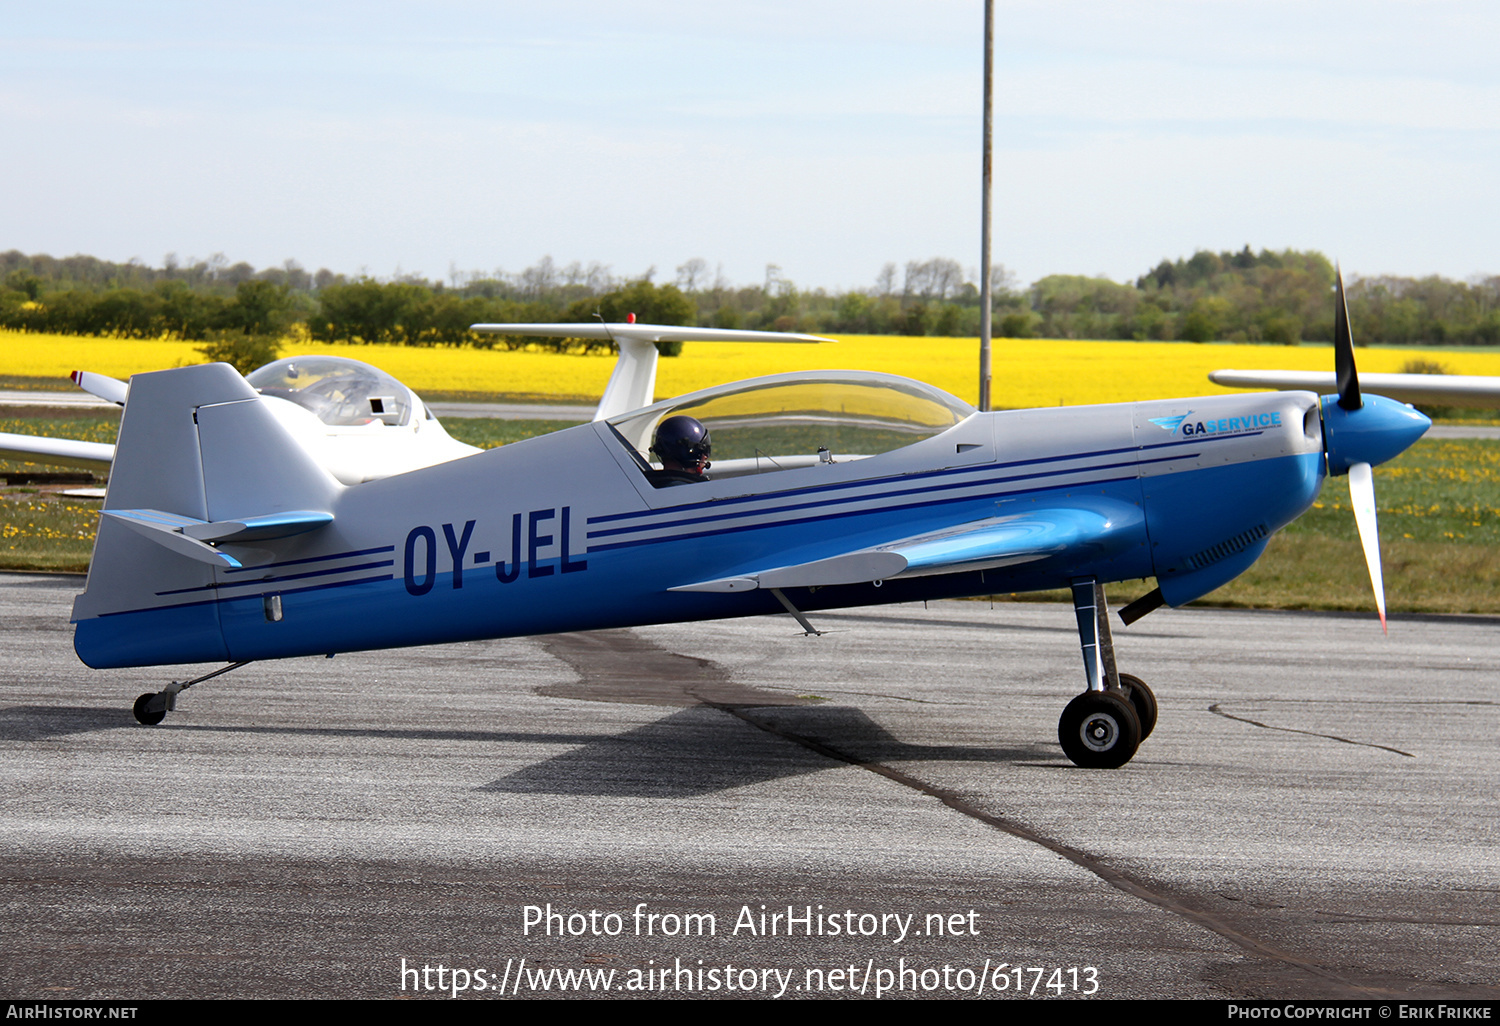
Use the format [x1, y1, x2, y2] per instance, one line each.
[66, 277, 1428, 767]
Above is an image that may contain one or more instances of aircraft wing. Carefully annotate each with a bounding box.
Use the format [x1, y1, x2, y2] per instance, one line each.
[469, 322, 831, 345]
[1210, 369, 1500, 408]
[873, 508, 1112, 577]
[0, 432, 114, 471]
[470, 321, 834, 420]
[71, 370, 128, 405]
[668, 508, 1128, 593]
[0, 371, 120, 471]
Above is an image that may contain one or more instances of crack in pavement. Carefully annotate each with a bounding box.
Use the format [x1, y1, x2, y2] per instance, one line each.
[1209, 703, 1416, 758]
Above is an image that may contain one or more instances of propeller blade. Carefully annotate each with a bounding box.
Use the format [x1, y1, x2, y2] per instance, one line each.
[1333, 267, 1361, 411]
[1347, 461, 1386, 632]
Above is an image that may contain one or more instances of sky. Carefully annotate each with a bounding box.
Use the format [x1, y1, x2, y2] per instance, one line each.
[4, 1, 1498, 291]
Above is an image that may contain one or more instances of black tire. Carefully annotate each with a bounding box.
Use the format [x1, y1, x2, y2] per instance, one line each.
[1114, 673, 1157, 741]
[133, 693, 165, 726]
[1058, 691, 1141, 768]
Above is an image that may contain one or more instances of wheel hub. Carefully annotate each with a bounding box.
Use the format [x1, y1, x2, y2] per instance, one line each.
[1080, 712, 1120, 752]
[1059, 689, 1143, 768]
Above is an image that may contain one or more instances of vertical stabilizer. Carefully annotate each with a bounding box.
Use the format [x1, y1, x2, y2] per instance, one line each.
[104, 363, 257, 516]
[72, 363, 342, 668]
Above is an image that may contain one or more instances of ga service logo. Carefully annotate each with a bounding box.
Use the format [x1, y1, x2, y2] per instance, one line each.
[1149, 410, 1281, 437]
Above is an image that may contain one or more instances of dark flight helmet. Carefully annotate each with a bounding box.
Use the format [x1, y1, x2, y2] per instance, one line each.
[652, 415, 712, 467]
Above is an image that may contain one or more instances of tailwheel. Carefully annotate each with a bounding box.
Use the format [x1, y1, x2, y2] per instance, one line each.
[133, 692, 166, 726]
[1059, 690, 1141, 768]
[126, 661, 252, 726]
[1114, 673, 1157, 741]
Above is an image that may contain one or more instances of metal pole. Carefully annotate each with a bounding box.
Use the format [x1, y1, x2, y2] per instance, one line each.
[978, 0, 994, 412]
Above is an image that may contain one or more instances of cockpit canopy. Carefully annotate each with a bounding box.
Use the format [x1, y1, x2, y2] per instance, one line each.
[609, 371, 975, 478]
[247, 356, 415, 427]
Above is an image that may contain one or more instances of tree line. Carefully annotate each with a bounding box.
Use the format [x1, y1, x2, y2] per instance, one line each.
[4, 247, 1499, 351]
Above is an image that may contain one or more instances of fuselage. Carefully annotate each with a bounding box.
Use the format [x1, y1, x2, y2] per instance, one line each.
[74, 385, 1330, 669]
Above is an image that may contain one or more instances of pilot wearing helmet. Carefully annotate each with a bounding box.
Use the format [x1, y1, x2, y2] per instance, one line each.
[645, 415, 712, 488]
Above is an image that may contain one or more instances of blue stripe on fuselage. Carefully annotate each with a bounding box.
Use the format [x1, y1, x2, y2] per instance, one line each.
[583, 430, 1243, 528]
[587, 450, 1201, 546]
[155, 559, 396, 596]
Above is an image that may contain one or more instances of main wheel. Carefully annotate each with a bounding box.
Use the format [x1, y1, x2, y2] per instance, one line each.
[1114, 673, 1157, 741]
[1058, 691, 1141, 768]
[133, 693, 165, 726]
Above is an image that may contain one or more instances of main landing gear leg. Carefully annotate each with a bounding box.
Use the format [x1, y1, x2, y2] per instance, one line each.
[132, 661, 251, 725]
[1058, 579, 1155, 768]
[770, 588, 825, 636]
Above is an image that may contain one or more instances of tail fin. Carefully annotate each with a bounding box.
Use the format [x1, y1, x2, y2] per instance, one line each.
[73, 363, 341, 668]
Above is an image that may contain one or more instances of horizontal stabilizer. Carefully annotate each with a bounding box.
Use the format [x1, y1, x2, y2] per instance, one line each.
[103, 509, 244, 568]
[0, 432, 114, 471]
[102, 507, 334, 567]
[181, 510, 334, 543]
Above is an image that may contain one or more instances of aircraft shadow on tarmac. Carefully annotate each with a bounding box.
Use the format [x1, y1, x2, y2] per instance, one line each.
[470, 628, 1043, 796]
[0, 704, 613, 748]
[479, 703, 1038, 799]
[2, 627, 1044, 796]
[0, 704, 134, 741]
[1, 699, 1039, 799]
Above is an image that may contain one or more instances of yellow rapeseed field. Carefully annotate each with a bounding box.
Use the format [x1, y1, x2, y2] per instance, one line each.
[5, 329, 1500, 408]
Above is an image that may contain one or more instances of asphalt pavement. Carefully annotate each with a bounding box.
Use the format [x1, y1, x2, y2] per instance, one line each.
[0, 573, 1494, 1000]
